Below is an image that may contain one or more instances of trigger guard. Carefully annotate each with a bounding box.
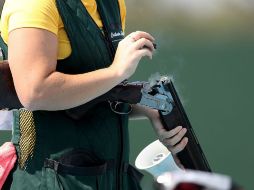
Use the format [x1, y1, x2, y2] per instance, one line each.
[109, 101, 132, 115]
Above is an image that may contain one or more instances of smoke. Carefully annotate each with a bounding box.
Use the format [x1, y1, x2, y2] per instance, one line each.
[148, 72, 174, 87]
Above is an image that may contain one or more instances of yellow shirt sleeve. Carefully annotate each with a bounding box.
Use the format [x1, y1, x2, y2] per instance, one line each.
[0, 0, 126, 60]
[0, 0, 59, 44]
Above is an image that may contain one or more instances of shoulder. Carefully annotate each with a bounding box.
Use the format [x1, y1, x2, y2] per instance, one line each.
[0, 0, 60, 43]
[1, 0, 58, 18]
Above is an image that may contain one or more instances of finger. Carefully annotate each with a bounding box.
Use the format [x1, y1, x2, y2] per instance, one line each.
[135, 49, 153, 60]
[158, 126, 183, 141]
[173, 155, 185, 170]
[164, 128, 187, 146]
[132, 31, 155, 42]
[125, 33, 136, 43]
[170, 137, 188, 154]
[134, 38, 155, 51]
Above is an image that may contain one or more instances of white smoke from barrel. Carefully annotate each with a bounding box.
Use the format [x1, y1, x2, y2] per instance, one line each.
[148, 72, 174, 88]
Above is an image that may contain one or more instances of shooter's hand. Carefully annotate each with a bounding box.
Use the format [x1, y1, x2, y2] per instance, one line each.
[109, 31, 155, 80]
[147, 109, 189, 155]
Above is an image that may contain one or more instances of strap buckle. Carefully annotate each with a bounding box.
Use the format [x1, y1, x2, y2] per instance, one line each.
[44, 159, 59, 172]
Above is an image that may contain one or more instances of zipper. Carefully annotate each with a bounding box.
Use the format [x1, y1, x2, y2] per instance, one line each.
[93, 3, 124, 189]
[78, 1, 115, 62]
[117, 116, 124, 190]
[78, 1, 124, 189]
[94, 2, 116, 61]
[96, 9, 125, 190]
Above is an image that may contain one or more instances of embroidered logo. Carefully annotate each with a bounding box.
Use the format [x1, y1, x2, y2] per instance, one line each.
[111, 31, 125, 39]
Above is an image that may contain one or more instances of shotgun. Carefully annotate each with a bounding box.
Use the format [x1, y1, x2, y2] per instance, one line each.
[0, 62, 211, 171]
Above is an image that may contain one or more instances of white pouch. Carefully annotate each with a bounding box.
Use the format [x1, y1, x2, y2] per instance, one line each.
[0, 111, 13, 130]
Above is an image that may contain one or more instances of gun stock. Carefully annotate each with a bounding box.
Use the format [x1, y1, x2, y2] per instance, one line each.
[0, 62, 22, 109]
[65, 82, 144, 119]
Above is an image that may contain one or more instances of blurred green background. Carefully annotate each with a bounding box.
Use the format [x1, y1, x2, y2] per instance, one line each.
[125, 0, 254, 189]
[1, 0, 254, 189]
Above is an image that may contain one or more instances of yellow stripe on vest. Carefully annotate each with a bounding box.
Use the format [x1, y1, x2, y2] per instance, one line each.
[19, 110, 36, 169]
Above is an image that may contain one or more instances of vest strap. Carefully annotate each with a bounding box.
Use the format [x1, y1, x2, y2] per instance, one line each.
[44, 158, 115, 176]
[123, 163, 144, 182]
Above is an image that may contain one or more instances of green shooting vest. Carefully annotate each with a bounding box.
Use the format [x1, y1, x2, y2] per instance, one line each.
[1, 0, 143, 189]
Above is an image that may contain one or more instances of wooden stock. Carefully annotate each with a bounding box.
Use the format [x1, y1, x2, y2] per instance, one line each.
[0, 61, 23, 109]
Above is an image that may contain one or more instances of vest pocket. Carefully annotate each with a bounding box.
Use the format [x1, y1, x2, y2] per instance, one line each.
[42, 149, 115, 190]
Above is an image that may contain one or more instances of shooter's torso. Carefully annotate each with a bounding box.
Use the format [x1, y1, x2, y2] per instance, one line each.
[5, 0, 143, 189]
